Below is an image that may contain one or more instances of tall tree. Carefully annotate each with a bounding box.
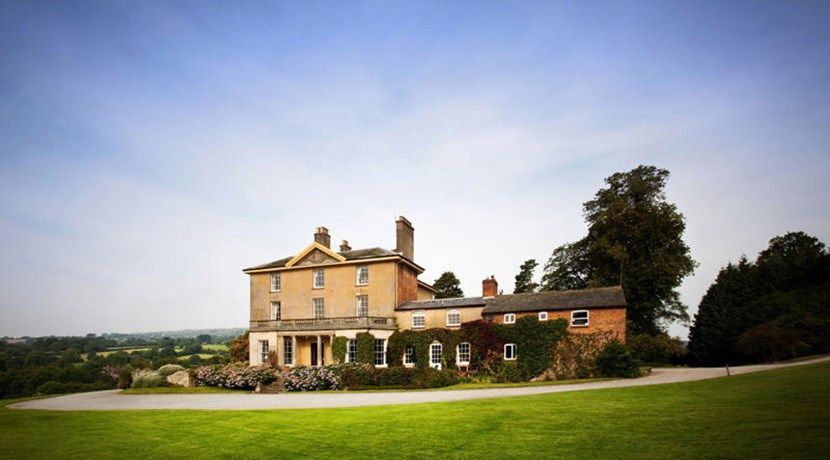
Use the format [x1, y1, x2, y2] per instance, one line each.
[689, 231, 829, 365]
[541, 165, 696, 335]
[433, 271, 464, 299]
[540, 240, 591, 291]
[513, 259, 540, 293]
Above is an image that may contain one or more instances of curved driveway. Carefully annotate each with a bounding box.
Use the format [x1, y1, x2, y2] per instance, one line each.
[10, 356, 829, 411]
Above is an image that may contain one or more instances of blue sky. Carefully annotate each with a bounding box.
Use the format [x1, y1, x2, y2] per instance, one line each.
[1, 1, 829, 337]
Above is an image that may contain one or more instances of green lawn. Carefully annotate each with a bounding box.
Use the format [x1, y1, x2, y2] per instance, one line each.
[1, 363, 828, 459]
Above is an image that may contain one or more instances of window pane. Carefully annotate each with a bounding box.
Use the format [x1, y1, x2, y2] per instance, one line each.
[356, 295, 369, 317]
[404, 344, 416, 364]
[447, 310, 460, 326]
[413, 313, 425, 328]
[313, 298, 325, 319]
[347, 339, 357, 363]
[374, 339, 386, 365]
[430, 343, 442, 368]
[458, 342, 470, 363]
[357, 266, 369, 284]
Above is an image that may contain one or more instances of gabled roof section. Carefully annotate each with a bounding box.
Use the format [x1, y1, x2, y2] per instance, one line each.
[243, 246, 405, 272]
[397, 286, 626, 312]
[418, 280, 437, 292]
[285, 242, 346, 267]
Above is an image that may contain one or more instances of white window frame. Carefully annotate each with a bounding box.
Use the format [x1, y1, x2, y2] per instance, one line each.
[346, 338, 357, 363]
[270, 273, 281, 292]
[538, 311, 548, 321]
[429, 342, 443, 370]
[504, 313, 516, 324]
[446, 309, 461, 327]
[313, 298, 325, 319]
[374, 338, 387, 367]
[571, 310, 589, 327]
[283, 337, 293, 366]
[456, 342, 471, 365]
[356, 295, 369, 317]
[412, 311, 425, 329]
[270, 301, 281, 321]
[403, 344, 416, 367]
[259, 340, 269, 364]
[356, 265, 369, 285]
[313, 269, 325, 289]
[504, 343, 517, 361]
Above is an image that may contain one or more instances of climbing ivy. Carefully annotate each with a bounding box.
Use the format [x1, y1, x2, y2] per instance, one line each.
[331, 336, 347, 364]
[356, 332, 375, 365]
[495, 316, 568, 380]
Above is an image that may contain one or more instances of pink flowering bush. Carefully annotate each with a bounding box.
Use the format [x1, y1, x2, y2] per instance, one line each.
[194, 364, 280, 390]
[282, 366, 341, 391]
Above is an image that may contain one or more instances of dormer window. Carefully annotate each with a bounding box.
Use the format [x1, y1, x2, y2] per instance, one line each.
[356, 266, 369, 285]
[313, 269, 325, 289]
[270, 273, 281, 292]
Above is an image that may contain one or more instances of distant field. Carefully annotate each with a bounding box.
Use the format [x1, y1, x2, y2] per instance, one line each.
[1, 361, 828, 458]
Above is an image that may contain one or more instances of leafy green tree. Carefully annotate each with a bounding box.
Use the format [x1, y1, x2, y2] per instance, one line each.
[433, 271, 464, 299]
[196, 334, 212, 344]
[541, 165, 696, 335]
[182, 340, 203, 355]
[228, 331, 250, 363]
[513, 259, 540, 293]
[688, 232, 830, 365]
[540, 240, 591, 291]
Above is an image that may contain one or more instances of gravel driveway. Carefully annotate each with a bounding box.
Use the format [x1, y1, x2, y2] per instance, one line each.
[9, 356, 829, 411]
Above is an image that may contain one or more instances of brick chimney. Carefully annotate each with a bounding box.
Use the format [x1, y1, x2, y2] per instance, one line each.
[339, 240, 351, 252]
[314, 227, 330, 248]
[395, 216, 414, 260]
[482, 275, 498, 297]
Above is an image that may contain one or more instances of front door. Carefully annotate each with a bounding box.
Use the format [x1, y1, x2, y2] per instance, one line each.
[310, 343, 318, 366]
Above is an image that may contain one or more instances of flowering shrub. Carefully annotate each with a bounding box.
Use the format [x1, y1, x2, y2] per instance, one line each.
[283, 366, 341, 391]
[194, 364, 280, 390]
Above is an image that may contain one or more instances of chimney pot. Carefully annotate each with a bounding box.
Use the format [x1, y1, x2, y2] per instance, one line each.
[314, 227, 331, 248]
[395, 216, 414, 260]
[339, 240, 351, 252]
[482, 276, 499, 297]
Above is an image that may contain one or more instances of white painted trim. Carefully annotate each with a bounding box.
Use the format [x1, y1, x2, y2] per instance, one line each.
[446, 309, 461, 327]
[412, 311, 426, 329]
[504, 313, 516, 324]
[571, 310, 590, 327]
[504, 343, 517, 361]
[538, 311, 548, 321]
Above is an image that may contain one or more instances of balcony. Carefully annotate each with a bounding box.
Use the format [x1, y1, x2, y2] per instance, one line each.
[250, 316, 397, 332]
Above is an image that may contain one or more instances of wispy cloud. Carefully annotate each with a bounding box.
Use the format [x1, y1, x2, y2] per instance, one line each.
[1, 1, 829, 336]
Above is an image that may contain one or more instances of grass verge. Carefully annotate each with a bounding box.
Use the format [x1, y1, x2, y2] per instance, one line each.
[2, 362, 828, 459]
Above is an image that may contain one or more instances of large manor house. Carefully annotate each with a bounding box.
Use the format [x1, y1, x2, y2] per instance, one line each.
[243, 217, 627, 367]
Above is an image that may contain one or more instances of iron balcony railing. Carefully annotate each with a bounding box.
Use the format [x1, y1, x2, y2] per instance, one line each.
[250, 316, 397, 332]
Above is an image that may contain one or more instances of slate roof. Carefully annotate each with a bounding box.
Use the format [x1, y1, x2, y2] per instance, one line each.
[244, 247, 399, 271]
[397, 286, 626, 312]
